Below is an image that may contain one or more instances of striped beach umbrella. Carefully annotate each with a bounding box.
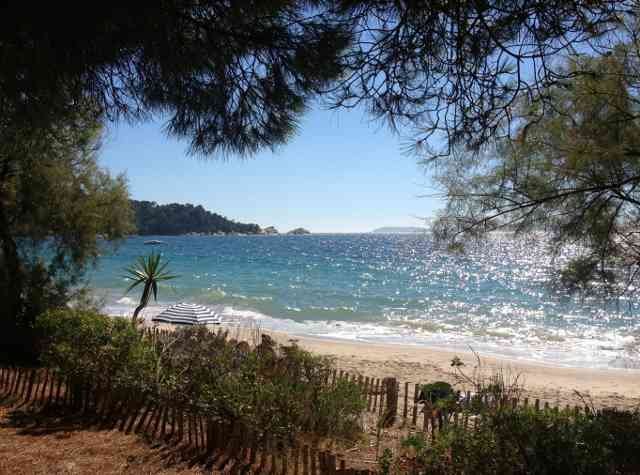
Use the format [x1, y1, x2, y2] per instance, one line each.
[152, 302, 222, 325]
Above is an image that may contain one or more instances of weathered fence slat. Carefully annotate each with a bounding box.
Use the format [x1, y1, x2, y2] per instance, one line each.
[125, 397, 144, 434]
[54, 376, 63, 405]
[151, 403, 163, 439]
[198, 414, 206, 451]
[293, 446, 300, 475]
[177, 409, 184, 442]
[259, 437, 269, 473]
[403, 381, 409, 420]
[12, 367, 23, 396]
[412, 383, 419, 426]
[135, 402, 154, 434]
[5, 365, 587, 475]
[372, 379, 379, 413]
[249, 431, 258, 466]
[1, 367, 10, 392]
[302, 445, 310, 475]
[10, 368, 19, 396]
[311, 446, 318, 475]
[23, 369, 36, 402]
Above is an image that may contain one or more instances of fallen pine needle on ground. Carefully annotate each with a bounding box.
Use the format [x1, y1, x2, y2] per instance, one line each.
[0, 406, 205, 475]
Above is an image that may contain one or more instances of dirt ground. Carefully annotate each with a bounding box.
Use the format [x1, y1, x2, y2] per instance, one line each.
[0, 406, 208, 475]
[0, 405, 383, 474]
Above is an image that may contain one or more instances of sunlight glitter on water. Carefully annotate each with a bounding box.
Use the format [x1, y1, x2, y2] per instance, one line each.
[93, 234, 640, 369]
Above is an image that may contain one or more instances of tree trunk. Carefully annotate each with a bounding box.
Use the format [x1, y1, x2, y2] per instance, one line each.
[0, 183, 26, 363]
[0, 200, 23, 325]
[132, 303, 146, 325]
[131, 283, 151, 325]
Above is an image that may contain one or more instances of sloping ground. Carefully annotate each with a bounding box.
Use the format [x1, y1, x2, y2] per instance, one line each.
[0, 407, 205, 475]
[0, 405, 379, 474]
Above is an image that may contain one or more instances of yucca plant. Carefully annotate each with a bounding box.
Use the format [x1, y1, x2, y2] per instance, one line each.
[124, 252, 177, 324]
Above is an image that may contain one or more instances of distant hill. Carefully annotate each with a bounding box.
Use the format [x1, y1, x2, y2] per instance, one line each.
[287, 227, 311, 235]
[131, 200, 261, 235]
[371, 226, 428, 234]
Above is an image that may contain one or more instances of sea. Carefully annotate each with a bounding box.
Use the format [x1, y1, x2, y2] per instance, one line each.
[88, 233, 640, 370]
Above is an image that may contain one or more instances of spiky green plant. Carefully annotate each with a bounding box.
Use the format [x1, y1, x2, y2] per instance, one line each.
[123, 252, 177, 324]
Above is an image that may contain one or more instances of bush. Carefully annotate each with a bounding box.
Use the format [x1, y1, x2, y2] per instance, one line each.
[36, 311, 366, 444]
[36, 309, 157, 393]
[418, 381, 456, 407]
[401, 405, 640, 475]
[154, 327, 365, 442]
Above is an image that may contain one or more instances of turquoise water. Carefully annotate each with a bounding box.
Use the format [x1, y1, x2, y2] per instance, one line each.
[89, 234, 640, 369]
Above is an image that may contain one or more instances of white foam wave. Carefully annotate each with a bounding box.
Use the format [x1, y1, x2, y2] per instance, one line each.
[212, 306, 640, 370]
[103, 299, 640, 370]
[116, 296, 136, 305]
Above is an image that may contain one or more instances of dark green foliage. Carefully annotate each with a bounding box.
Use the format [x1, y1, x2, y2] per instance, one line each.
[559, 257, 616, 293]
[0, 2, 627, 159]
[131, 200, 261, 235]
[379, 448, 394, 475]
[402, 406, 640, 475]
[418, 382, 455, 406]
[0, 2, 350, 157]
[36, 310, 366, 444]
[590, 408, 640, 474]
[402, 433, 428, 453]
[0, 108, 134, 363]
[36, 309, 156, 393]
[153, 328, 365, 442]
[333, 1, 628, 156]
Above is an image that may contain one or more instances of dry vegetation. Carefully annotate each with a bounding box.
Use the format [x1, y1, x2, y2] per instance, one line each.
[0, 406, 205, 475]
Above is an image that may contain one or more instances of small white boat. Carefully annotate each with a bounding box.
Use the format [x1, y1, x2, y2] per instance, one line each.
[144, 239, 166, 245]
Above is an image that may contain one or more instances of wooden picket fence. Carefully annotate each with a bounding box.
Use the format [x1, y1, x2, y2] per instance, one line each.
[0, 364, 592, 472]
[137, 326, 599, 465]
[0, 366, 376, 474]
[330, 369, 589, 444]
[141, 327, 403, 426]
[141, 327, 578, 443]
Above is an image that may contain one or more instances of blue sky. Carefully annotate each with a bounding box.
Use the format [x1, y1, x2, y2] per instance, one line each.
[100, 103, 443, 233]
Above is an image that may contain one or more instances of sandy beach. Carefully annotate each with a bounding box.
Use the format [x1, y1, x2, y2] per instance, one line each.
[206, 322, 640, 411]
[288, 334, 640, 409]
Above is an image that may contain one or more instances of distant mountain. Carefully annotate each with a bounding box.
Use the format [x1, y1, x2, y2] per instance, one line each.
[287, 227, 311, 235]
[371, 226, 428, 234]
[131, 200, 261, 235]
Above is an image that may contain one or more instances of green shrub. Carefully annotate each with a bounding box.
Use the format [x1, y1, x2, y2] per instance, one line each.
[158, 327, 365, 442]
[36, 309, 157, 393]
[418, 381, 456, 407]
[402, 405, 640, 475]
[379, 448, 394, 475]
[36, 311, 366, 444]
[313, 376, 365, 439]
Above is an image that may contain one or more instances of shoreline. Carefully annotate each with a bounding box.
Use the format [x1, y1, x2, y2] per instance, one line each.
[229, 322, 640, 410]
[125, 304, 640, 371]
[142, 316, 640, 410]
[269, 331, 640, 372]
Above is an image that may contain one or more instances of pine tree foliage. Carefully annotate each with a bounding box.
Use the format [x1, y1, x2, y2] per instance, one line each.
[433, 51, 640, 291]
[0, 2, 350, 157]
[0, 1, 632, 158]
[0, 108, 133, 361]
